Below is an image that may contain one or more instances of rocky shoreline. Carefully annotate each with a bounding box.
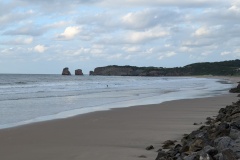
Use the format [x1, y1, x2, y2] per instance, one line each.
[89, 60, 240, 76]
[151, 83, 240, 160]
[61, 60, 240, 76]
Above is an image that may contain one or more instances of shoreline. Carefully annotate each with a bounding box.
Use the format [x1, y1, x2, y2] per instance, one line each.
[0, 92, 239, 160]
[0, 76, 235, 130]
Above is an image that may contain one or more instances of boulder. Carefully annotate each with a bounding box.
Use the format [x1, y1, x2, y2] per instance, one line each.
[189, 138, 205, 152]
[203, 145, 218, 157]
[221, 148, 238, 160]
[183, 153, 200, 160]
[162, 140, 176, 149]
[214, 136, 233, 152]
[146, 145, 154, 150]
[230, 120, 240, 130]
[75, 69, 83, 75]
[229, 129, 240, 140]
[62, 67, 71, 75]
[214, 134, 240, 158]
[155, 151, 168, 160]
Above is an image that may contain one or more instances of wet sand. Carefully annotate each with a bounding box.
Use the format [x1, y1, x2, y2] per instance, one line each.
[0, 92, 238, 160]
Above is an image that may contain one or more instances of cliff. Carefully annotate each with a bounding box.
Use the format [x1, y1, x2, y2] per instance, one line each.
[92, 66, 143, 76]
[90, 59, 240, 76]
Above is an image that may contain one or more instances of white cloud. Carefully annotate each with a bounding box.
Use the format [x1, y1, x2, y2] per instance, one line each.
[166, 51, 176, 57]
[23, 37, 33, 44]
[221, 51, 231, 56]
[3, 25, 46, 36]
[121, 8, 180, 30]
[0, 8, 35, 28]
[1, 37, 33, 45]
[90, 48, 105, 57]
[158, 55, 164, 60]
[122, 46, 140, 52]
[45, 21, 70, 29]
[34, 45, 46, 53]
[179, 46, 192, 52]
[122, 12, 141, 28]
[193, 27, 210, 36]
[158, 51, 177, 60]
[73, 48, 90, 56]
[182, 39, 215, 48]
[57, 26, 81, 40]
[229, 5, 240, 13]
[100, 0, 225, 8]
[233, 48, 240, 55]
[121, 9, 156, 29]
[61, 46, 107, 58]
[126, 26, 169, 43]
[107, 53, 122, 60]
[201, 51, 211, 56]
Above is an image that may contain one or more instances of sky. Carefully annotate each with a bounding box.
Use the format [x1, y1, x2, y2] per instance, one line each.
[0, 0, 240, 74]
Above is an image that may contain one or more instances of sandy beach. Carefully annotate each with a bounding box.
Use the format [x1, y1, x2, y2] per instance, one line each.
[0, 89, 239, 160]
[1, 0, 240, 157]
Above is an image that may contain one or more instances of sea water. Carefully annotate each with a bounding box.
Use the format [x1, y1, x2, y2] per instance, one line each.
[0, 74, 233, 129]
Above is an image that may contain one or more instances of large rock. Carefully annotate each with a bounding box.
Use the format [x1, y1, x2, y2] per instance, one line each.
[162, 140, 176, 149]
[229, 83, 240, 93]
[75, 69, 83, 75]
[189, 138, 206, 152]
[155, 151, 168, 160]
[89, 71, 94, 75]
[214, 136, 233, 152]
[146, 145, 154, 150]
[62, 67, 71, 75]
[221, 148, 238, 159]
[203, 145, 218, 157]
[229, 129, 240, 140]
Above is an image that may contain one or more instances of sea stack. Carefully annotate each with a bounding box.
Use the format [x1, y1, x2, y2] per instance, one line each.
[89, 71, 94, 75]
[62, 67, 71, 75]
[75, 69, 83, 75]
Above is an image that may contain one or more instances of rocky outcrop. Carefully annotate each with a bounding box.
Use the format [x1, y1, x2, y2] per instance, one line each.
[93, 66, 136, 76]
[89, 71, 94, 75]
[153, 87, 240, 160]
[75, 69, 83, 75]
[91, 65, 192, 76]
[230, 83, 240, 93]
[62, 67, 71, 75]
[90, 59, 240, 76]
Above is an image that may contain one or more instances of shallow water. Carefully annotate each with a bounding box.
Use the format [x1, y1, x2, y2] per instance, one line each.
[0, 74, 233, 129]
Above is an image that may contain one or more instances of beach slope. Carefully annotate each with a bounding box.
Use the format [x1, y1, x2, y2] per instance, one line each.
[0, 93, 238, 160]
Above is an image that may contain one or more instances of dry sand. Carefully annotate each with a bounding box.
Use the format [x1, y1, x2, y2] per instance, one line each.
[0, 92, 239, 160]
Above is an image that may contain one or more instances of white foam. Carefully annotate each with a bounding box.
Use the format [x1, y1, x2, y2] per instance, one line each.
[0, 76, 234, 129]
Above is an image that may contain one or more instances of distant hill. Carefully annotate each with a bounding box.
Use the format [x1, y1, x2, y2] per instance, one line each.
[90, 59, 240, 76]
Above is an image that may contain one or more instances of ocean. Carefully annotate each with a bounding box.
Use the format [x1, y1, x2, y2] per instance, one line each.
[0, 74, 233, 129]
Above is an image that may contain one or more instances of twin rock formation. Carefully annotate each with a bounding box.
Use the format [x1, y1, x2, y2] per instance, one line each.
[62, 67, 83, 76]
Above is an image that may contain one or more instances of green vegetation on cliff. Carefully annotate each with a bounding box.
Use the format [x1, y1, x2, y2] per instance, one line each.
[91, 59, 240, 76]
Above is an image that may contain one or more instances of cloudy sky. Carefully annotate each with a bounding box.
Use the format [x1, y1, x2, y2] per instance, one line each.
[1, 0, 240, 74]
